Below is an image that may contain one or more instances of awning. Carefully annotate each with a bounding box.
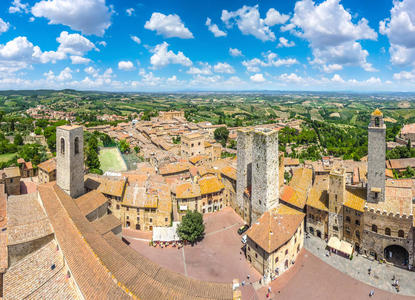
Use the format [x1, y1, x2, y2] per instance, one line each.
[179, 205, 187, 211]
[339, 240, 353, 256]
[327, 236, 341, 250]
[152, 222, 181, 242]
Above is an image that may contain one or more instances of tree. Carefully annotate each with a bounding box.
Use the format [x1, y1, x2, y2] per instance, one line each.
[134, 146, 140, 153]
[119, 139, 130, 153]
[86, 135, 101, 172]
[18, 143, 47, 166]
[177, 210, 205, 244]
[14, 133, 23, 146]
[214, 127, 229, 147]
[34, 127, 42, 135]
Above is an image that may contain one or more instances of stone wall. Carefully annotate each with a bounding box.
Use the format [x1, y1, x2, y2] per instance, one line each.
[306, 206, 328, 239]
[251, 129, 279, 223]
[367, 120, 386, 203]
[236, 129, 253, 217]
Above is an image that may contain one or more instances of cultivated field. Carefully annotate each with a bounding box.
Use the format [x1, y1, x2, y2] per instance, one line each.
[98, 147, 127, 173]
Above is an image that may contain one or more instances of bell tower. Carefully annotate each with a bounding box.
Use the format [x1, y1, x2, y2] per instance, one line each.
[56, 125, 84, 198]
[367, 109, 386, 203]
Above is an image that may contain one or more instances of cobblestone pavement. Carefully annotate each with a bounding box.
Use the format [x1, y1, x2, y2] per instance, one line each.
[305, 235, 415, 296]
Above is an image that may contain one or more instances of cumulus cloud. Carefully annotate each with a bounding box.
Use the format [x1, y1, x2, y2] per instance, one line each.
[242, 51, 298, 72]
[286, 0, 377, 71]
[264, 8, 290, 26]
[131, 35, 141, 45]
[229, 48, 243, 57]
[331, 74, 344, 83]
[221, 5, 276, 41]
[213, 62, 235, 74]
[380, 0, 415, 66]
[187, 62, 212, 75]
[250, 73, 266, 82]
[70, 55, 91, 64]
[393, 70, 415, 81]
[126, 8, 135, 16]
[277, 37, 295, 48]
[9, 0, 29, 13]
[118, 60, 134, 71]
[144, 12, 193, 39]
[44, 67, 72, 81]
[322, 63, 343, 73]
[31, 0, 113, 36]
[98, 41, 107, 47]
[150, 42, 192, 68]
[206, 17, 227, 37]
[56, 31, 96, 56]
[279, 73, 303, 83]
[0, 19, 10, 35]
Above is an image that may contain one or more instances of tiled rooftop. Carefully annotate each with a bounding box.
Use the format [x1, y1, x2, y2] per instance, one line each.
[366, 185, 413, 216]
[199, 176, 225, 195]
[75, 190, 108, 216]
[38, 158, 56, 173]
[343, 187, 366, 212]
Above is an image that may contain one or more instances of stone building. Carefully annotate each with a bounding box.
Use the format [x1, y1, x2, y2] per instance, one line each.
[328, 168, 346, 240]
[0, 167, 21, 195]
[181, 133, 205, 158]
[17, 158, 35, 178]
[158, 110, 185, 121]
[246, 205, 304, 282]
[306, 175, 329, 240]
[37, 158, 57, 184]
[56, 125, 84, 198]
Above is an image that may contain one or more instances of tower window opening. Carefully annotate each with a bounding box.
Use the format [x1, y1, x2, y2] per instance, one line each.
[75, 137, 80, 154]
[375, 117, 380, 127]
[60, 137, 65, 155]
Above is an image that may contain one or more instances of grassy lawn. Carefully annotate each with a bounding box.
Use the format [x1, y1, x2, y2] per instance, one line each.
[0, 153, 17, 163]
[98, 147, 127, 173]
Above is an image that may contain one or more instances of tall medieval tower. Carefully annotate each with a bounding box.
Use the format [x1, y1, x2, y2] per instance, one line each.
[251, 128, 279, 223]
[328, 167, 346, 239]
[236, 129, 253, 220]
[367, 109, 386, 203]
[57, 125, 85, 198]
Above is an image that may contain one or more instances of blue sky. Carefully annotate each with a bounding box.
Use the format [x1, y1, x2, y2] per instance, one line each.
[0, 0, 414, 91]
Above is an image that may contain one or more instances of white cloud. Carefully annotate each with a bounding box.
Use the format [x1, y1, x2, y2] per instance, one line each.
[84, 66, 98, 77]
[150, 42, 192, 68]
[264, 8, 290, 26]
[0, 19, 10, 35]
[118, 60, 134, 71]
[31, 0, 113, 36]
[9, 0, 28, 13]
[206, 17, 226, 37]
[187, 62, 212, 75]
[44, 67, 72, 81]
[221, 5, 276, 41]
[126, 8, 135, 16]
[56, 31, 96, 56]
[131, 35, 141, 45]
[279, 73, 303, 83]
[322, 63, 343, 73]
[242, 51, 298, 72]
[286, 0, 377, 71]
[98, 41, 107, 47]
[213, 62, 235, 74]
[250, 73, 266, 82]
[29, 17, 35, 22]
[393, 70, 415, 81]
[144, 12, 193, 39]
[70, 55, 91, 64]
[229, 48, 243, 57]
[380, 0, 415, 66]
[331, 74, 344, 83]
[277, 37, 295, 48]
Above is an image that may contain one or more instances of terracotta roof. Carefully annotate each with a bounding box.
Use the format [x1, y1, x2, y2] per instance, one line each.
[24, 161, 33, 169]
[306, 175, 329, 211]
[366, 185, 412, 215]
[343, 188, 366, 212]
[284, 157, 300, 166]
[123, 184, 158, 208]
[175, 182, 201, 199]
[189, 155, 208, 165]
[17, 158, 25, 164]
[159, 162, 190, 176]
[401, 123, 415, 135]
[85, 175, 126, 198]
[385, 169, 394, 178]
[3, 167, 20, 178]
[220, 165, 236, 181]
[246, 205, 304, 253]
[387, 158, 415, 170]
[199, 176, 224, 195]
[92, 214, 121, 235]
[280, 168, 312, 209]
[38, 158, 56, 173]
[38, 183, 232, 299]
[75, 190, 108, 216]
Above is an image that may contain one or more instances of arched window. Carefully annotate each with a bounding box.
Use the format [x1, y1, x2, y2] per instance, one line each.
[74, 137, 80, 154]
[398, 230, 404, 238]
[372, 224, 377, 233]
[60, 137, 65, 155]
[356, 230, 360, 239]
[385, 228, 391, 236]
[345, 216, 351, 223]
[375, 117, 380, 127]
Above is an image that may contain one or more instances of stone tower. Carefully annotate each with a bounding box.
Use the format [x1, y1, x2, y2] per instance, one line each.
[57, 125, 84, 198]
[367, 109, 386, 203]
[328, 167, 346, 239]
[251, 128, 279, 223]
[236, 129, 253, 220]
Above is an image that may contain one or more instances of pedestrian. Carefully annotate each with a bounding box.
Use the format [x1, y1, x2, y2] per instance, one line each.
[247, 274, 250, 280]
[369, 290, 374, 297]
[268, 286, 272, 293]
[392, 275, 395, 281]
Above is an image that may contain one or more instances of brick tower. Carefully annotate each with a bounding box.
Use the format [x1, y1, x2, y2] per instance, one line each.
[56, 125, 84, 198]
[367, 109, 386, 203]
[251, 128, 279, 223]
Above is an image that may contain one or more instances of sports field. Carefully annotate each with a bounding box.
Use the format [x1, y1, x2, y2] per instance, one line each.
[0, 153, 17, 163]
[98, 147, 127, 173]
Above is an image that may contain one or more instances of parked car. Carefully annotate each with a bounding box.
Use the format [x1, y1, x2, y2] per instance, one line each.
[241, 234, 247, 244]
[238, 224, 249, 235]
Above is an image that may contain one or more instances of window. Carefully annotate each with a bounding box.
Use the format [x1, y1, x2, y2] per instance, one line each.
[165, 218, 168, 222]
[372, 224, 377, 233]
[255, 253, 258, 258]
[275, 257, 279, 263]
[116, 204, 120, 209]
[333, 226, 338, 231]
[398, 230, 404, 238]
[74, 137, 80, 154]
[355, 220, 360, 226]
[149, 218, 152, 223]
[297, 245, 300, 253]
[375, 117, 380, 127]
[285, 249, 288, 255]
[60, 137, 65, 155]
[126, 216, 129, 220]
[345, 216, 351, 223]
[385, 228, 391, 236]
[374, 192, 378, 200]
[356, 230, 360, 239]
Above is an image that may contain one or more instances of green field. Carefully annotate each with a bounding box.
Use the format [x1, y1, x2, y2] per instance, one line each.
[0, 153, 17, 163]
[98, 147, 127, 173]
